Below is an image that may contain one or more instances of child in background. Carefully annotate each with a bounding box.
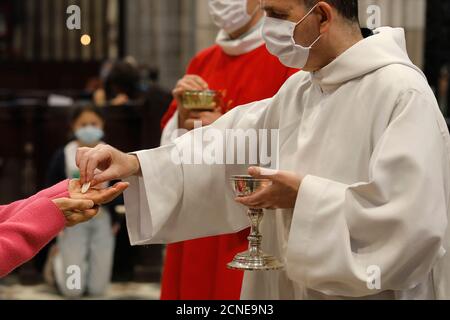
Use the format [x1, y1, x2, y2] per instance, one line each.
[46, 106, 118, 298]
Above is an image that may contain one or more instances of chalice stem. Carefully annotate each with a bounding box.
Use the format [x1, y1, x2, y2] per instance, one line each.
[247, 208, 263, 257]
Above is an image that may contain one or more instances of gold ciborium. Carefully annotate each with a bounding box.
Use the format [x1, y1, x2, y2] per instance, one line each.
[181, 90, 221, 111]
[228, 175, 284, 271]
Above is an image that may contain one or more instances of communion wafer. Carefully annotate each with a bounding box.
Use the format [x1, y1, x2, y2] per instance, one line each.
[81, 182, 91, 194]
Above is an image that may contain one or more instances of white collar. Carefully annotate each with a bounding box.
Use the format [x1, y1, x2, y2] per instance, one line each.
[215, 18, 265, 56]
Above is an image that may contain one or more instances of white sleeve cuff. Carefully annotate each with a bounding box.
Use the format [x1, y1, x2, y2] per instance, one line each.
[124, 146, 183, 245]
[286, 175, 337, 284]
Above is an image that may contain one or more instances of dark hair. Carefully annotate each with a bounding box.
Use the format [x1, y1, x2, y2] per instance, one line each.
[104, 61, 140, 100]
[70, 105, 105, 125]
[305, 0, 359, 22]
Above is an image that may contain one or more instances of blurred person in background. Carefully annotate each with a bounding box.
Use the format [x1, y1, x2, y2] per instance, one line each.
[159, 0, 298, 300]
[93, 60, 141, 107]
[140, 65, 172, 110]
[45, 106, 119, 298]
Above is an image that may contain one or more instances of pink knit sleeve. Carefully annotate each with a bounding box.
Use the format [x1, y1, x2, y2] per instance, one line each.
[0, 197, 65, 278]
[0, 180, 69, 224]
[34, 180, 70, 200]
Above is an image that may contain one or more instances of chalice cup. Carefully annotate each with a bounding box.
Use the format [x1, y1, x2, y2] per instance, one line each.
[227, 175, 284, 271]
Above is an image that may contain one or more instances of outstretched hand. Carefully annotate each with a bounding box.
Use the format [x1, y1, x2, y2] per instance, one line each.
[52, 198, 98, 227]
[69, 179, 129, 205]
[53, 179, 129, 227]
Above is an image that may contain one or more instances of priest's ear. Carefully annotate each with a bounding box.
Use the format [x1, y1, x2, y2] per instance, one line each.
[316, 1, 333, 35]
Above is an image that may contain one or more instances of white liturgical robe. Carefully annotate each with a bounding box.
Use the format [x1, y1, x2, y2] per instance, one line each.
[123, 27, 450, 300]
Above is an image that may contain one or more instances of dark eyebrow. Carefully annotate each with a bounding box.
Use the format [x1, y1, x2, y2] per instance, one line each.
[262, 4, 293, 14]
[262, 5, 283, 12]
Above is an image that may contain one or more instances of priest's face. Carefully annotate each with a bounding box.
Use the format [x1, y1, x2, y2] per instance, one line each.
[261, 0, 334, 71]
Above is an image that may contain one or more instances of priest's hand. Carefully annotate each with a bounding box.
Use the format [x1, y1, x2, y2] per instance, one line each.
[235, 167, 302, 210]
[76, 144, 141, 185]
[172, 75, 209, 130]
[173, 75, 209, 103]
[52, 198, 98, 227]
[69, 179, 130, 205]
[184, 107, 223, 130]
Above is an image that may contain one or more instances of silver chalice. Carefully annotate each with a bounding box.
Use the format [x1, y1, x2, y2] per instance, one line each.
[228, 175, 284, 271]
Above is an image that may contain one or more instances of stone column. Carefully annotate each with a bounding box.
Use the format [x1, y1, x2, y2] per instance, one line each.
[126, 0, 157, 65]
[359, 0, 427, 69]
[155, 0, 183, 89]
[179, 0, 197, 69]
[125, 0, 219, 90]
[194, 1, 218, 53]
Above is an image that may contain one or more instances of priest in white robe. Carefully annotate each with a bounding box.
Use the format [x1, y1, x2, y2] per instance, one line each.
[76, 0, 450, 300]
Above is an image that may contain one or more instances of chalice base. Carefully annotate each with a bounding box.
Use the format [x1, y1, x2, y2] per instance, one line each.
[227, 251, 284, 271]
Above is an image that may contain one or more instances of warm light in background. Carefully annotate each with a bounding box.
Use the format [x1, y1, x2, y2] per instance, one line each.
[80, 34, 91, 46]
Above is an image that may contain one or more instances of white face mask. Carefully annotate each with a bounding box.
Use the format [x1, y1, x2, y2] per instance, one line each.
[262, 4, 321, 68]
[208, 0, 259, 35]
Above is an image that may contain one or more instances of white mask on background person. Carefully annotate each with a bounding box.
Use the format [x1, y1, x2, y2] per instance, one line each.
[262, 4, 321, 68]
[75, 126, 104, 146]
[208, 0, 259, 35]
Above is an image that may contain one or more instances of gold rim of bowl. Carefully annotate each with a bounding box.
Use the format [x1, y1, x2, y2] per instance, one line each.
[183, 90, 218, 96]
[230, 175, 271, 182]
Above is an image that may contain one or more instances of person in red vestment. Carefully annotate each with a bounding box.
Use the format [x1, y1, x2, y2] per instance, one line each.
[160, 0, 298, 300]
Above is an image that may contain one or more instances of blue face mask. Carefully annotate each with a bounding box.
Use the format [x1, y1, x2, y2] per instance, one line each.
[75, 126, 104, 145]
